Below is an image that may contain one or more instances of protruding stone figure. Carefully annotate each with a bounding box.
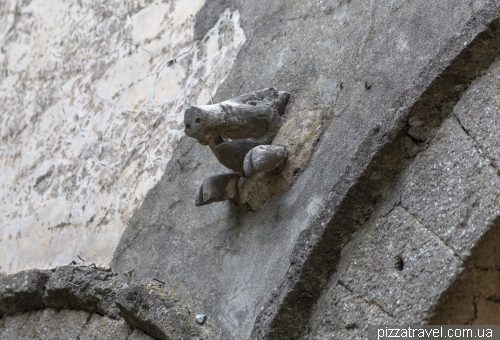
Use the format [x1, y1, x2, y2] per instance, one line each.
[184, 87, 289, 206]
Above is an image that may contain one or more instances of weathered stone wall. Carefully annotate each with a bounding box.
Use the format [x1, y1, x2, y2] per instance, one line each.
[0, 0, 245, 274]
[305, 55, 500, 337]
[1, 308, 154, 340]
[2, 0, 500, 339]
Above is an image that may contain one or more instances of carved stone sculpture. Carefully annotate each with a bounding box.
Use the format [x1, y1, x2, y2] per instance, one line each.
[184, 87, 290, 206]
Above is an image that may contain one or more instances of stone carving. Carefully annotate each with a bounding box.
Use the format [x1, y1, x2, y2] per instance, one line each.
[184, 87, 290, 206]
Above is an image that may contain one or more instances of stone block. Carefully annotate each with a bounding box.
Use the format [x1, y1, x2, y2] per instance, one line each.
[401, 118, 500, 259]
[337, 207, 462, 323]
[454, 56, 500, 170]
[307, 284, 396, 339]
[0, 270, 51, 317]
[116, 281, 208, 340]
[78, 313, 132, 339]
[44, 266, 119, 318]
[0, 309, 90, 340]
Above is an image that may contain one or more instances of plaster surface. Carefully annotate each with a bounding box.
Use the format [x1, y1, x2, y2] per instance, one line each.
[0, 0, 245, 274]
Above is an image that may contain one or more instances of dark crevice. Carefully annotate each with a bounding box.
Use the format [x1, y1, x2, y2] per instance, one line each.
[394, 255, 404, 271]
[471, 296, 478, 325]
[486, 295, 500, 304]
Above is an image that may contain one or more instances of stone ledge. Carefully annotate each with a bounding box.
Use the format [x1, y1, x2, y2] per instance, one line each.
[0, 266, 207, 340]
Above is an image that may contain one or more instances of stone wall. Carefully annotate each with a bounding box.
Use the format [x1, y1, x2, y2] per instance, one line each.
[1, 0, 500, 339]
[0, 0, 244, 274]
[305, 55, 500, 338]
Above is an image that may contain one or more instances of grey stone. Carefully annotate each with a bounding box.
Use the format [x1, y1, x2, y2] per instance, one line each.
[453, 56, 500, 171]
[335, 207, 462, 324]
[79, 313, 132, 340]
[0, 312, 39, 340]
[184, 87, 288, 171]
[306, 284, 397, 340]
[128, 329, 155, 340]
[113, 2, 500, 339]
[184, 87, 290, 205]
[0, 269, 50, 318]
[243, 145, 287, 177]
[4, 1, 499, 340]
[36, 309, 91, 340]
[401, 117, 500, 260]
[0, 309, 90, 340]
[44, 266, 120, 318]
[430, 222, 500, 325]
[116, 282, 208, 340]
[0, 265, 208, 339]
[195, 173, 239, 206]
[305, 53, 500, 337]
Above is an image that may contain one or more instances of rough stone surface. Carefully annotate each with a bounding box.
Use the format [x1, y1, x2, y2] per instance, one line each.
[184, 87, 290, 205]
[0, 266, 207, 339]
[303, 55, 500, 339]
[2, 0, 500, 339]
[44, 266, 120, 318]
[454, 56, 500, 173]
[303, 284, 397, 340]
[128, 329, 156, 340]
[0, 308, 152, 340]
[430, 218, 500, 325]
[79, 313, 133, 339]
[113, 2, 500, 339]
[116, 281, 209, 340]
[338, 207, 462, 323]
[0, 0, 246, 275]
[0, 309, 90, 340]
[0, 269, 50, 317]
[401, 118, 500, 260]
[305, 206, 463, 338]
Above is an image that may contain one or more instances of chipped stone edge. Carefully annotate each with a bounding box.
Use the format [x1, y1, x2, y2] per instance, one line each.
[250, 4, 500, 339]
[0, 266, 206, 340]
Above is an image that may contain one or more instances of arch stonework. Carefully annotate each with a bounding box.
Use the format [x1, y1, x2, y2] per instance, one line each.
[2, 0, 500, 339]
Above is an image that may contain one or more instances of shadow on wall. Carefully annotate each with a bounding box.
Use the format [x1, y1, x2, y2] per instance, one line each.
[430, 215, 500, 324]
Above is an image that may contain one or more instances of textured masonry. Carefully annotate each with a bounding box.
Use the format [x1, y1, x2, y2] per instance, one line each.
[2, 0, 500, 339]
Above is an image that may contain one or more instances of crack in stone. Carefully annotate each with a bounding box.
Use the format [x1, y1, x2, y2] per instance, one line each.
[468, 296, 479, 325]
[452, 113, 500, 178]
[401, 205, 465, 263]
[336, 280, 396, 320]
